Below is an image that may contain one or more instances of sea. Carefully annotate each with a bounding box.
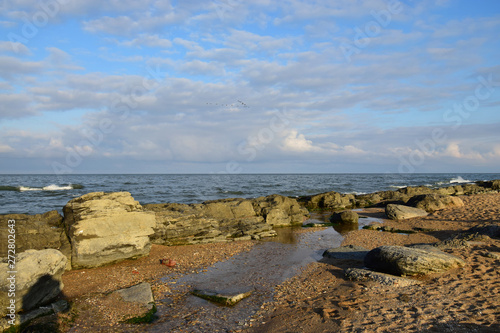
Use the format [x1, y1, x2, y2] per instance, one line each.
[0, 173, 499, 215]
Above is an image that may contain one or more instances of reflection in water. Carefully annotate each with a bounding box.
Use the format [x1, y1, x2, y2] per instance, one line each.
[150, 227, 343, 332]
[268, 227, 299, 244]
[332, 222, 359, 234]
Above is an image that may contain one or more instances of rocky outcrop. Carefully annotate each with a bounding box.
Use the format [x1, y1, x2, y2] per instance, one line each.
[351, 181, 498, 209]
[252, 194, 309, 226]
[0, 249, 67, 317]
[385, 204, 428, 220]
[63, 192, 157, 269]
[330, 210, 359, 224]
[477, 180, 500, 191]
[145, 195, 308, 245]
[298, 191, 355, 210]
[0, 211, 72, 270]
[364, 245, 466, 276]
[406, 194, 464, 212]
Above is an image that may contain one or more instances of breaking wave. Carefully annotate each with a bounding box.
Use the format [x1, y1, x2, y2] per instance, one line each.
[0, 184, 84, 192]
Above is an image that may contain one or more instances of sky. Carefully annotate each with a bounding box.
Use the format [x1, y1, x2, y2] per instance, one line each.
[1, 0, 500, 174]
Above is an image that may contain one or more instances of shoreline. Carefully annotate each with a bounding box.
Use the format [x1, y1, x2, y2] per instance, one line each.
[2, 184, 500, 332]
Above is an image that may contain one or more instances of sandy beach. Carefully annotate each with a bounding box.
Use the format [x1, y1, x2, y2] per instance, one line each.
[250, 193, 500, 333]
[24, 193, 500, 332]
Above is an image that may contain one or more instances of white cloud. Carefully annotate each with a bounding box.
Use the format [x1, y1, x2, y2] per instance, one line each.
[118, 34, 172, 48]
[0, 144, 14, 153]
[0, 41, 31, 55]
[281, 130, 320, 153]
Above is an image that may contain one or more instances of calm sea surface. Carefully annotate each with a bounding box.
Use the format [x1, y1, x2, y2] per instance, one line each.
[0, 173, 499, 215]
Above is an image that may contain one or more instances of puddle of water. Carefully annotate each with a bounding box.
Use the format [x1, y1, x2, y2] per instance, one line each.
[305, 211, 382, 235]
[148, 227, 343, 332]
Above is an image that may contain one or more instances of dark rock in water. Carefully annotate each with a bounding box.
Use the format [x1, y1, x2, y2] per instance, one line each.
[0, 211, 71, 270]
[330, 210, 359, 224]
[406, 194, 464, 212]
[364, 245, 466, 276]
[191, 288, 253, 306]
[385, 204, 428, 220]
[345, 268, 421, 287]
[476, 180, 500, 191]
[323, 245, 368, 261]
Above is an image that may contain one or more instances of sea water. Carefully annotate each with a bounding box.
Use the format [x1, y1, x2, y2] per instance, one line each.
[0, 173, 499, 215]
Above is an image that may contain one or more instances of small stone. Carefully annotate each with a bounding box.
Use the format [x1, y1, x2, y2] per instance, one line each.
[191, 288, 253, 306]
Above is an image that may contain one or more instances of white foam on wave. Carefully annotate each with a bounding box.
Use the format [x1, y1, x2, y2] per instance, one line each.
[347, 191, 367, 195]
[449, 176, 472, 184]
[18, 186, 43, 191]
[18, 184, 76, 191]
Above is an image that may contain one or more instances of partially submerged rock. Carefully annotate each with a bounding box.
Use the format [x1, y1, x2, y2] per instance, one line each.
[0, 249, 67, 317]
[191, 288, 253, 306]
[364, 245, 466, 276]
[63, 192, 157, 269]
[385, 204, 428, 220]
[330, 210, 359, 224]
[323, 245, 368, 261]
[345, 268, 421, 287]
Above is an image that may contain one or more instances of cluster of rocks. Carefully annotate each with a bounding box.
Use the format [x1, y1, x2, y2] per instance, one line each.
[325, 188, 471, 226]
[324, 244, 466, 287]
[0, 191, 308, 327]
[299, 180, 500, 211]
[145, 194, 308, 246]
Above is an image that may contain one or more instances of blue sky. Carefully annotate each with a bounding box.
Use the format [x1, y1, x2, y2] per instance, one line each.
[1, 0, 500, 174]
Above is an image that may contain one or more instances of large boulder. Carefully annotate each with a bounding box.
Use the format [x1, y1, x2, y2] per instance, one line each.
[252, 194, 309, 226]
[330, 210, 359, 224]
[406, 194, 464, 212]
[364, 245, 466, 276]
[299, 191, 355, 210]
[385, 204, 428, 220]
[145, 198, 276, 245]
[63, 192, 156, 269]
[0, 249, 67, 317]
[0, 211, 72, 270]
